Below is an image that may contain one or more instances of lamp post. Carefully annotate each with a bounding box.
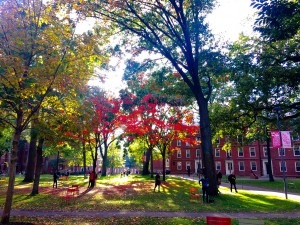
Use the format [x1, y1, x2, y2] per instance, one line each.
[274, 107, 288, 199]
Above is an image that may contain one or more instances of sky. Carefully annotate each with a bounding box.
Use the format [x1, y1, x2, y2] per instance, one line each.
[88, 0, 256, 95]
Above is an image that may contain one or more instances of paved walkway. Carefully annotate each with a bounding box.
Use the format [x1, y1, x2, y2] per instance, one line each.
[1, 209, 300, 219]
[1, 175, 299, 219]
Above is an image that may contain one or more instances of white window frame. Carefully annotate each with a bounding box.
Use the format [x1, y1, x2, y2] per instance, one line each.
[215, 161, 221, 171]
[177, 140, 182, 146]
[186, 142, 190, 146]
[186, 149, 190, 158]
[280, 161, 287, 172]
[186, 161, 191, 170]
[177, 162, 182, 170]
[238, 147, 244, 157]
[239, 161, 245, 171]
[249, 147, 256, 157]
[278, 148, 285, 156]
[215, 148, 220, 157]
[294, 146, 300, 156]
[196, 149, 201, 158]
[216, 136, 220, 144]
[250, 161, 257, 171]
[177, 150, 182, 158]
[227, 150, 232, 157]
[295, 161, 300, 172]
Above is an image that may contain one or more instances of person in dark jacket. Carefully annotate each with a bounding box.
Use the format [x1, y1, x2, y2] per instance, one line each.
[199, 175, 209, 203]
[154, 173, 161, 192]
[228, 173, 238, 193]
[53, 170, 59, 188]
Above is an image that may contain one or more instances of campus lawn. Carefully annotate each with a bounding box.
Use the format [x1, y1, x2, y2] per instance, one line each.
[0, 174, 299, 224]
[234, 177, 300, 194]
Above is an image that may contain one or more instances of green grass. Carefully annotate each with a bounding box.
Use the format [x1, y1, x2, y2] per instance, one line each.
[235, 177, 300, 193]
[0, 174, 299, 224]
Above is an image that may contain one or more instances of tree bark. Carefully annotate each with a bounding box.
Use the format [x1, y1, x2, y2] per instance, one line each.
[197, 98, 218, 196]
[142, 148, 151, 175]
[23, 117, 38, 183]
[1, 125, 22, 223]
[82, 141, 87, 178]
[266, 134, 275, 182]
[31, 137, 44, 195]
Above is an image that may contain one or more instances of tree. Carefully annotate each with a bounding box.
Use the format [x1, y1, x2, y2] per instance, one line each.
[89, 89, 123, 176]
[0, 0, 100, 222]
[79, 0, 226, 194]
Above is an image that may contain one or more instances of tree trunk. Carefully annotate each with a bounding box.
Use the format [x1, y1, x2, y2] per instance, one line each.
[266, 134, 275, 182]
[1, 127, 22, 223]
[23, 117, 38, 183]
[162, 145, 166, 181]
[31, 137, 44, 195]
[197, 98, 218, 196]
[82, 141, 87, 178]
[150, 148, 154, 178]
[142, 148, 151, 175]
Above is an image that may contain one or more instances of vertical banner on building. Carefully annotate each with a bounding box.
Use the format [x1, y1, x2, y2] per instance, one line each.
[281, 131, 292, 148]
[271, 130, 281, 148]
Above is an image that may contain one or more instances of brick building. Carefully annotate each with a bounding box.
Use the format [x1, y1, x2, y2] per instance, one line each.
[168, 134, 300, 178]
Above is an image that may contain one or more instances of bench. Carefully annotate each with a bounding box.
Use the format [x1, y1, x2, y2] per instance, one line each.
[206, 216, 231, 225]
[239, 218, 264, 225]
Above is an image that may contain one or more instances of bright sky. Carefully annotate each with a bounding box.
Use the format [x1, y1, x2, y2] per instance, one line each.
[88, 0, 256, 95]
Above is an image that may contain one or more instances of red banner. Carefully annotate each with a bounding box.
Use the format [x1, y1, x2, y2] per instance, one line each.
[271, 131, 281, 148]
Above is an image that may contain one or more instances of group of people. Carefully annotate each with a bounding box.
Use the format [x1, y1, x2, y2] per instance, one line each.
[198, 171, 238, 203]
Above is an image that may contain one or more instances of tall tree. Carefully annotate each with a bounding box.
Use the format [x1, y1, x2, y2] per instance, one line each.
[79, 0, 226, 194]
[0, 0, 100, 222]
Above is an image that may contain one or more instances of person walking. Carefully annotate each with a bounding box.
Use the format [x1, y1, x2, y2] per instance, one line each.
[53, 170, 59, 188]
[199, 175, 209, 203]
[228, 173, 238, 193]
[154, 173, 161, 192]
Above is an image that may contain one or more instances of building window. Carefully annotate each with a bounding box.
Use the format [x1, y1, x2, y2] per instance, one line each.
[263, 147, 268, 157]
[186, 149, 190, 158]
[292, 134, 299, 141]
[196, 137, 201, 142]
[280, 161, 287, 172]
[177, 150, 181, 158]
[177, 162, 182, 170]
[294, 146, 300, 156]
[196, 149, 201, 158]
[215, 148, 220, 157]
[238, 147, 244, 157]
[186, 161, 191, 170]
[237, 134, 243, 144]
[239, 161, 245, 171]
[186, 142, 190, 146]
[296, 161, 300, 172]
[177, 140, 182, 146]
[215, 161, 221, 171]
[216, 136, 220, 144]
[249, 147, 256, 157]
[226, 150, 232, 158]
[166, 159, 169, 168]
[250, 162, 257, 171]
[278, 148, 285, 156]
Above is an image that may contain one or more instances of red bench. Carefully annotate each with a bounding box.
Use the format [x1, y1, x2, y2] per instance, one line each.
[206, 216, 231, 225]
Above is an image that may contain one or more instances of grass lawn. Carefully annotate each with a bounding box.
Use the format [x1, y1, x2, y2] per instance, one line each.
[0, 174, 299, 224]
